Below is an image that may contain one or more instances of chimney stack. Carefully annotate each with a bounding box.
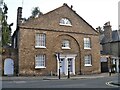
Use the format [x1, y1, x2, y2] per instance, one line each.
[17, 7, 22, 27]
[103, 21, 112, 42]
[96, 26, 103, 34]
[71, 5, 73, 9]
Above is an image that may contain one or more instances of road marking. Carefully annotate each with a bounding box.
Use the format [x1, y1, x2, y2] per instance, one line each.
[13, 81, 26, 83]
[106, 81, 119, 87]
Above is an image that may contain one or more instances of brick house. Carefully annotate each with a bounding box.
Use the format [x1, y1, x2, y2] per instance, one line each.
[12, 3, 101, 76]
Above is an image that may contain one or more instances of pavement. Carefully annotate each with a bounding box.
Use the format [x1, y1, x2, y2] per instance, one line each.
[1, 73, 120, 87]
[1, 73, 118, 81]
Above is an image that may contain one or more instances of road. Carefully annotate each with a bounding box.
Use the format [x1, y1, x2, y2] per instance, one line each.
[2, 75, 119, 88]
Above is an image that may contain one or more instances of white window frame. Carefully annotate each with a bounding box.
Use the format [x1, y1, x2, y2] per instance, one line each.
[59, 18, 72, 26]
[35, 54, 46, 69]
[84, 55, 92, 66]
[84, 38, 91, 49]
[62, 40, 71, 49]
[35, 33, 46, 48]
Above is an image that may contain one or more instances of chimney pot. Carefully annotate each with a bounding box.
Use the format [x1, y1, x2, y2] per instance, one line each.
[63, 3, 67, 6]
[104, 21, 110, 26]
[71, 5, 73, 9]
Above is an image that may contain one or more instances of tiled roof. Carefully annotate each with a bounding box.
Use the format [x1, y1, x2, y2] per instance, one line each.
[112, 30, 120, 41]
[100, 30, 120, 44]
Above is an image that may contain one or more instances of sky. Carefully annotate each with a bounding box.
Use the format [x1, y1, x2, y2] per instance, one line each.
[118, 1, 120, 30]
[4, 0, 119, 34]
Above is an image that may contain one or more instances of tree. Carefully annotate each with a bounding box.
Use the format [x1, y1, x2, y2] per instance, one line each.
[31, 7, 43, 18]
[0, 0, 3, 7]
[0, 0, 3, 53]
[0, 0, 3, 41]
[1, 2, 13, 46]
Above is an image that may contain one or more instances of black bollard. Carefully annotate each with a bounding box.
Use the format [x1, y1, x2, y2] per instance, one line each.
[59, 68, 61, 79]
[68, 68, 70, 79]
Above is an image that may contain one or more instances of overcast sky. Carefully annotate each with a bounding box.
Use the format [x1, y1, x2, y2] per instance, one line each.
[4, 0, 119, 34]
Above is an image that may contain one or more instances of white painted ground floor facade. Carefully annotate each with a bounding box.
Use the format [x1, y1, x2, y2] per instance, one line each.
[101, 56, 120, 73]
[112, 56, 120, 73]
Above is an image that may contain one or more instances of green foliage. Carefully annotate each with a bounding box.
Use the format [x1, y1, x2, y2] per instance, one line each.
[0, 47, 2, 54]
[0, 0, 3, 5]
[31, 7, 43, 18]
[0, 0, 3, 53]
[0, 0, 3, 15]
[1, 2, 11, 46]
[0, 13, 1, 23]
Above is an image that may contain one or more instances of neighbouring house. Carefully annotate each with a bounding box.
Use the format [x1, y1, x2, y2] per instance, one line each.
[98, 22, 120, 73]
[11, 3, 101, 76]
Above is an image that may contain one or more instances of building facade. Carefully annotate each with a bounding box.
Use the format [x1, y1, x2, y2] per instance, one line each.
[99, 22, 120, 73]
[13, 4, 101, 76]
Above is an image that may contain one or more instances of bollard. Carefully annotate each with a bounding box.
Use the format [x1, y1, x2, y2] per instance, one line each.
[59, 68, 61, 79]
[68, 68, 70, 79]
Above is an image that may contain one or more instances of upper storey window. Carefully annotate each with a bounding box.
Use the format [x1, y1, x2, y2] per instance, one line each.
[59, 18, 72, 26]
[84, 38, 91, 49]
[62, 40, 70, 49]
[35, 33, 46, 48]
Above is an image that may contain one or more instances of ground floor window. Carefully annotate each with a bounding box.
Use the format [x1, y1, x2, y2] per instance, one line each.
[35, 54, 46, 68]
[84, 55, 92, 66]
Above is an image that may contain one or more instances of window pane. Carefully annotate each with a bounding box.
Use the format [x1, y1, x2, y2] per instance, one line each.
[62, 40, 70, 48]
[84, 55, 92, 65]
[84, 38, 91, 48]
[60, 18, 72, 25]
[35, 34, 46, 47]
[35, 55, 45, 67]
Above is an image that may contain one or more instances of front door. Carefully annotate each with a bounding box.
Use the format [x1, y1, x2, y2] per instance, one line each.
[57, 54, 77, 76]
[4, 58, 14, 75]
[60, 58, 73, 75]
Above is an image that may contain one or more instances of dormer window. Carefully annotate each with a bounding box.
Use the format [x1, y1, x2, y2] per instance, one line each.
[59, 18, 72, 26]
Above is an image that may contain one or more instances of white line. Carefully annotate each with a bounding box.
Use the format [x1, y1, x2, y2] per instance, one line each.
[106, 81, 119, 87]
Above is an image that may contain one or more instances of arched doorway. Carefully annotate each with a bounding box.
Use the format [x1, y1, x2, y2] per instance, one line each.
[4, 58, 14, 75]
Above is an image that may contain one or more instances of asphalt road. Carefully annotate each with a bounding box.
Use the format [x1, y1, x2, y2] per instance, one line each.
[2, 75, 119, 88]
